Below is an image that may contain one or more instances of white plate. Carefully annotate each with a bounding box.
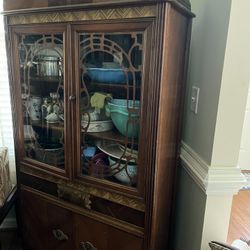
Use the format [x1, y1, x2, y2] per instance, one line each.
[97, 143, 138, 161]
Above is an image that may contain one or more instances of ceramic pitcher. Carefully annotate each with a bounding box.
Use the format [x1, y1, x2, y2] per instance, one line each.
[29, 96, 42, 121]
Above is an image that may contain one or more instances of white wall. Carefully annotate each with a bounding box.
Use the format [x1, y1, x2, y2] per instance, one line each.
[211, 0, 250, 167]
[238, 85, 250, 170]
[0, 5, 16, 183]
[182, 0, 232, 164]
[175, 0, 250, 249]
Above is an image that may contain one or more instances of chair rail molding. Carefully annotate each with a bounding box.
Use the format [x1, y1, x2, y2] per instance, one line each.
[180, 141, 247, 195]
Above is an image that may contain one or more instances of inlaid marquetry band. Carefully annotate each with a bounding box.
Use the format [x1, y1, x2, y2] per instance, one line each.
[57, 183, 92, 210]
[9, 6, 156, 25]
[20, 165, 145, 212]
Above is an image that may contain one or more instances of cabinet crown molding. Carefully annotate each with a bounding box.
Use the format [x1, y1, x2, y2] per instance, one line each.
[180, 141, 247, 195]
[3, 0, 191, 13]
[8, 6, 157, 25]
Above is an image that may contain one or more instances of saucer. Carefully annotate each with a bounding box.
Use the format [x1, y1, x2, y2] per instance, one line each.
[97, 143, 138, 161]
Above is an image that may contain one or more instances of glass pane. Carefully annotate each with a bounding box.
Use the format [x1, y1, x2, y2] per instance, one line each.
[79, 32, 143, 188]
[18, 34, 65, 169]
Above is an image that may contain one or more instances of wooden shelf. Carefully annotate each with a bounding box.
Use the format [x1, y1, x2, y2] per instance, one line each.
[90, 82, 140, 89]
[31, 120, 64, 131]
[84, 130, 138, 145]
[29, 76, 62, 83]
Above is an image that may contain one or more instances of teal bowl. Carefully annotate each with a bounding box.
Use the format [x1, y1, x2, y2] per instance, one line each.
[106, 99, 140, 139]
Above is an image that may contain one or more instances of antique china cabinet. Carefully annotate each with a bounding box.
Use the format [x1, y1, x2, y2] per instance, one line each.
[4, 0, 193, 249]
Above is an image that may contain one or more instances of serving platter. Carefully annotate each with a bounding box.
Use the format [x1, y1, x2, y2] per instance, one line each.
[97, 143, 138, 161]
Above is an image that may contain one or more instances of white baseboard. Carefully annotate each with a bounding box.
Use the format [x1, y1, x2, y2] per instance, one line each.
[180, 141, 247, 195]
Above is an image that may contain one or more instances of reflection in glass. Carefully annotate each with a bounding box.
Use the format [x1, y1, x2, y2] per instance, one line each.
[79, 32, 143, 187]
[19, 34, 65, 169]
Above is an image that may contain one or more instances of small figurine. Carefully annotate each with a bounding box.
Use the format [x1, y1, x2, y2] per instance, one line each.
[45, 92, 63, 123]
[41, 97, 50, 120]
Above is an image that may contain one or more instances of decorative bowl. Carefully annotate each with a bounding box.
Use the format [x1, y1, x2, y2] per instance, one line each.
[83, 146, 96, 158]
[102, 62, 120, 69]
[81, 120, 113, 133]
[86, 68, 129, 84]
[106, 99, 140, 138]
[34, 146, 64, 167]
[108, 156, 137, 184]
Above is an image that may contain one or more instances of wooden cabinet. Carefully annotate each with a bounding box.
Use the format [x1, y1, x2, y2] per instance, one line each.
[21, 189, 74, 250]
[4, 0, 193, 249]
[75, 213, 143, 250]
[21, 187, 143, 250]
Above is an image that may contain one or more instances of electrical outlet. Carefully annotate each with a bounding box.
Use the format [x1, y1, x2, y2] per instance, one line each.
[190, 86, 200, 114]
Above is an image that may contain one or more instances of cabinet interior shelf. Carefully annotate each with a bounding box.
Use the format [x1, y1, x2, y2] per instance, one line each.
[31, 120, 64, 131]
[29, 76, 62, 83]
[90, 82, 141, 89]
[84, 130, 138, 145]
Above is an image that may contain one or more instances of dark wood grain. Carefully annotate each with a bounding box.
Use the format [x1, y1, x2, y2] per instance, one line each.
[21, 188, 74, 250]
[72, 21, 152, 199]
[20, 172, 145, 227]
[148, 4, 190, 250]
[74, 213, 143, 250]
[21, 185, 144, 237]
[3, 0, 191, 13]
[5, 1, 193, 249]
[9, 24, 72, 180]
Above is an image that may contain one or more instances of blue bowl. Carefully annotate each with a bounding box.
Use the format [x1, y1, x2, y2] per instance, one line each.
[87, 68, 129, 84]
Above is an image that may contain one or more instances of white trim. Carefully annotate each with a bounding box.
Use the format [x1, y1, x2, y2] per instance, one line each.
[0, 217, 17, 229]
[180, 141, 247, 195]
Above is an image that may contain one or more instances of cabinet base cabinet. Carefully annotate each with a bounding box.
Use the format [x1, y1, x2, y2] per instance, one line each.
[5, 0, 193, 249]
[21, 189, 143, 250]
[75, 214, 143, 250]
[21, 189, 74, 250]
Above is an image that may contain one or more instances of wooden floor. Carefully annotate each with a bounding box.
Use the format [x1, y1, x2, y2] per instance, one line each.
[227, 190, 250, 244]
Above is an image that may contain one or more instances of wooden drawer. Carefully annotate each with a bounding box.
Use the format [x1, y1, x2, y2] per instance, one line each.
[21, 189, 74, 250]
[46, 202, 74, 250]
[74, 213, 143, 250]
[21, 188, 143, 250]
[21, 190, 47, 250]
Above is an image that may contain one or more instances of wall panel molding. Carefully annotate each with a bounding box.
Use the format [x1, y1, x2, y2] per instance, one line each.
[180, 141, 247, 195]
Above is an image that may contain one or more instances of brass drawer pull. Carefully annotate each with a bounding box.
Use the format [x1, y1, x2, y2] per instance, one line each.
[80, 241, 97, 250]
[69, 95, 76, 101]
[52, 229, 69, 241]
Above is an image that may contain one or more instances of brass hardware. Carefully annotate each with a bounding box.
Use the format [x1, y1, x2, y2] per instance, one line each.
[80, 241, 97, 250]
[20, 165, 145, 212]
[52, 229, 69, 241]
[69, 95, 76, 101]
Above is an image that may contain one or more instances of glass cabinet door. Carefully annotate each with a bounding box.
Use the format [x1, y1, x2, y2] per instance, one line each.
[16, 30, 67, 173]
[75, 24, 147, 191]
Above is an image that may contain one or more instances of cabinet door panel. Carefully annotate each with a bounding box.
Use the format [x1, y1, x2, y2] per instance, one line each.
[73, 22, 152, 197]
[11, 25, 70, 178]
[21, 189, 74, 250]
[21, 189, 48, 250]
[46, 202, 74, 250]
[74, 214, 143, 250]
